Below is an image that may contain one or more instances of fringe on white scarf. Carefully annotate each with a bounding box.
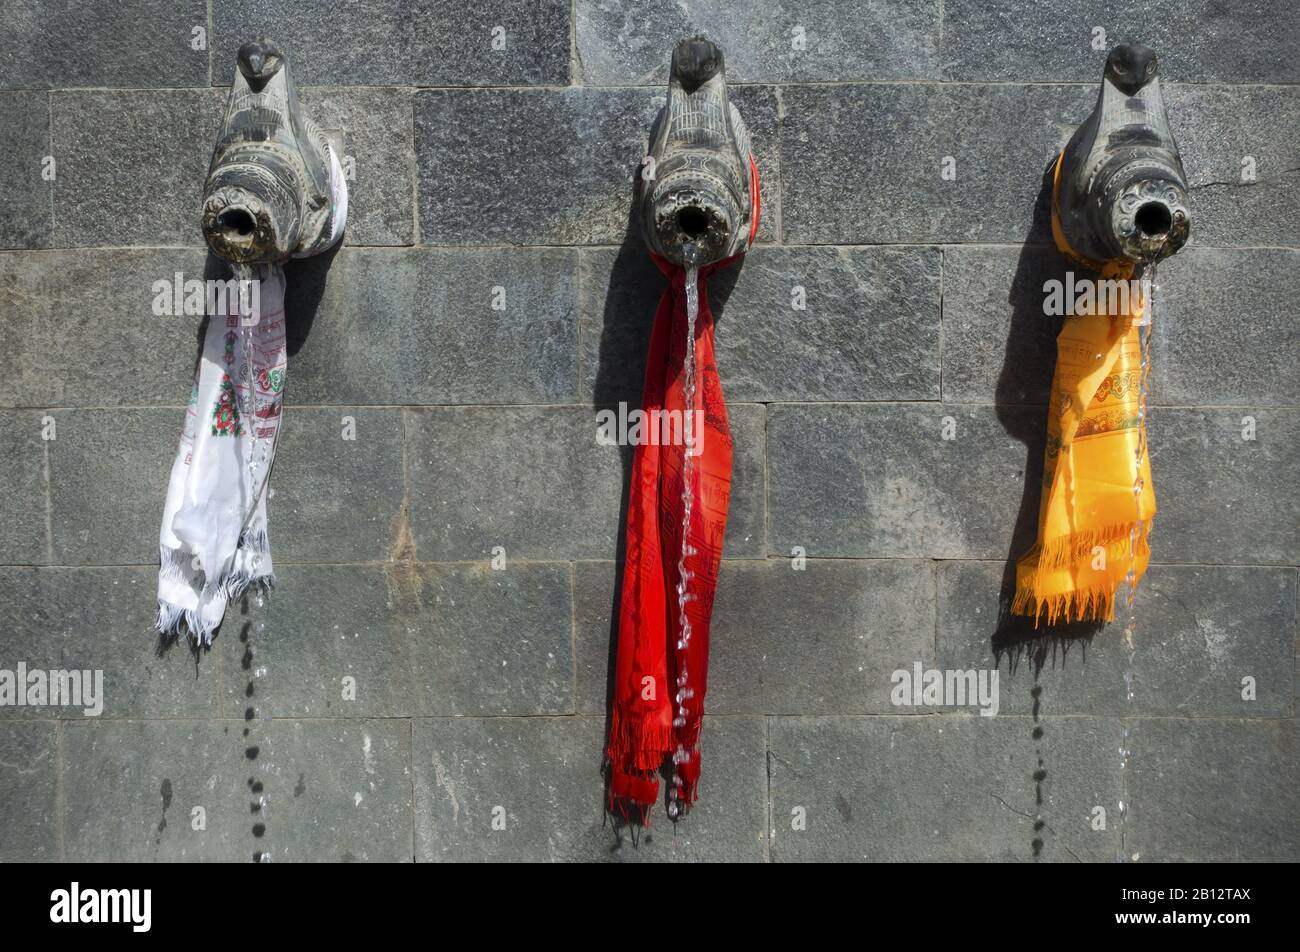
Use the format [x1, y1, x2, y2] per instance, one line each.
[157, 148, 347, 645]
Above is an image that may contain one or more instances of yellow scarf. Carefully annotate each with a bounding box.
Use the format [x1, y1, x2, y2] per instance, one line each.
[1012, 153, 1156, 625]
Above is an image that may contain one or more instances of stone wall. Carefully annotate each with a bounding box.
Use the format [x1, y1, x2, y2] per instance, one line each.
[0, 0, 1296, 862]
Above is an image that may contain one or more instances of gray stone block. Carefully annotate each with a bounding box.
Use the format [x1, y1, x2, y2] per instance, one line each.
[1148, 408, 1298, 564]
[575, 559, 937, 716]
[940, 243, 1079, 407]
[47, 409, 179, 566]
[64, 718, 412, 862]
[581, 246, 941, 405]
[412, 82, 650, 243]
[1127, 718, 1299, 861]
[412, 714, 766, 861]
[572, 560, 617, 717]
[269, 407, 404, 563]
[298, 86, 415, 246]
[0, 411, 50, 565]
[287, 248, 579, 406]
[213, 0, 570, 87]
[941, 245, 1300, 408]
[0, 566, 221, 719]
[769, 715, 1123, 861]
[409, 563, 574, 716]
[781, 84, 1093, 244]
[406, 403, 766, 561]
[768, 403, 1039, 559]
[1154, 248, 1300, 406]
[412, 715, 603, 862]
[64, 720, 246, 861]
[937, 561, 1296, 717]
[1166, 85, 1300, 248]
[51, 89, 225, 248]
[0, 722, 59, 861]
[247, 718, 412, 862]
[941, 0, 1300, 83]
[221, 565, 415, 718]
[576, 0, 940, 84]
[405, 406, 622, 561]
[0, 92, 52, 249]
[0, 249, 209, 408]
[0, 0, 208, 89]
[415, 86, 779, 245]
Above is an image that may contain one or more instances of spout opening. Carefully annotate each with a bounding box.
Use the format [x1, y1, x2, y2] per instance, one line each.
[676, 206, 711, 239]
[1134, 201, 1172, 238]
[217, 208, 257, 242]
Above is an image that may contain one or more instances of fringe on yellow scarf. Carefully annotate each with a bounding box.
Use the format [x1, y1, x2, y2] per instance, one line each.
[1012, 153, 1156, 625]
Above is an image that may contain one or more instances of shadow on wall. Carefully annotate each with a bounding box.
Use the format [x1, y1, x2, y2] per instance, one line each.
[992, 157, 1106, 677]
[588, 185, 744, 846]
[994, 158, 1112, 862]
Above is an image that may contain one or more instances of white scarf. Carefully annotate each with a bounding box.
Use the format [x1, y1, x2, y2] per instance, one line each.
[157, 148, 347, 644]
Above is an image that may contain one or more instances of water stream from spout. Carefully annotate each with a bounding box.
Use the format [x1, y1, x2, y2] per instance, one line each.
[1116, 263, 1156, 861]
[668, 242, 701, 820]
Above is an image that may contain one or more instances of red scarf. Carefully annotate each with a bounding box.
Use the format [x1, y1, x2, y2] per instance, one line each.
[607, 159, 760, 822]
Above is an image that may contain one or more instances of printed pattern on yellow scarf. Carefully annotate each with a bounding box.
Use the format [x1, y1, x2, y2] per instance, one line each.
[1012, 153, 1156, 625]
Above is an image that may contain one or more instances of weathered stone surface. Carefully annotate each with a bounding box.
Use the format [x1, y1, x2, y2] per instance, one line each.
[0, 0, 208, 89]
[727, 86, 780, 244]
[940, 243, 1082, 407]
[415, 86, 779, 245]
[781, 84, 1093, 244]
[575, 559, 937, 716]
[942, 0, 1300, 84]
[576, 0, 939, 84]
[405, 403, 766, 561]
[287, 248, 578, 406]
[64, 720, 245, 861]
[0, 722, 59, 861]
[0, 249, 209, 408]
[937, 561, 1296, 717]
[214, 0, 570, 87]
[245, 718, 412, 862]
[0, 566, 220, 719]
[581, 246, 941, 405]
[769, 716, 1123, 861]
[572, 561, 617, 716]
[0, 92, 52, 249]
[221, 565, 414, 718]
[46, 409, 178, 566]
[768, 403, 1040, 559]
[405, 406, 621, 561]
[0, 411, 49, 565]
[412, 715, 766, 861]
[1154, 249, 1300, 406]
[51, 89, 225, 247]
[1148, 408, 1299, 565]
[268, 407, 404, 563]
[1165, 85, 1300, 248]
[409, 563, 573, 716]
[64, 718, 412, 862]
[413, 716, 602, 862]
[1127, 718, 1299, 862]
[942, 245, 1300, 407]
[298, 87, 415, 246]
